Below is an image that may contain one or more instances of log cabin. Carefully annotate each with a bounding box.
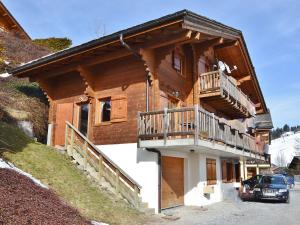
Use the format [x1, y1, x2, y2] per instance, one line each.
[0, 1, 30, 39]
[11, 10, 273, 213]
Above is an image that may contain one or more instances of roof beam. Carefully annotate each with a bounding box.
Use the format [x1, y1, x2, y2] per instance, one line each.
[237, 75, 251, 85]
[214, 40, 239, 49]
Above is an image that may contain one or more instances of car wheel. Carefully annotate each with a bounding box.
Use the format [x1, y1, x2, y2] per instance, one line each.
[285, 198, 290, 204]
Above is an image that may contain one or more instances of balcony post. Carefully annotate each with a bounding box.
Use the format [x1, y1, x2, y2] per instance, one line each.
[194, 105, 199, 145]
[219, 70, 224, 96]
[212, 113, 215, 141]
[137, 111, 141, 148]
[163, 108, 168, 145]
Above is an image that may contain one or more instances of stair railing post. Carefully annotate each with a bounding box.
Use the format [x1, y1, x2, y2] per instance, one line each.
[98, 155, 103, 180]
[83, 140, 88, 170]
[134, 185, 139, 208]
[65, 123, 69, 150]
[115, 169, 120, 194]
[70, 128, 75, 157]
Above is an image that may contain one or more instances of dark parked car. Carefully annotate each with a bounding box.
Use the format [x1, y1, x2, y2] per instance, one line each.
[240, 175, 263, 200]
[242, 175, 262, 189]
[253, 175, 289, 203]
[276, 173, 295, 188]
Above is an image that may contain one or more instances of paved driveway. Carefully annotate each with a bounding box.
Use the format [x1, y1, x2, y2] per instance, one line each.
[148, 185, 300, 225]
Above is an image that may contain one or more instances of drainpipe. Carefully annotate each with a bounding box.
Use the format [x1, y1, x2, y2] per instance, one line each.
[146, 148, 161, 213]
[120, 33, 149, 112]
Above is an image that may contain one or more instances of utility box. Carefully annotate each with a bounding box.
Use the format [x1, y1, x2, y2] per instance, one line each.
[203, 185, 214, 194]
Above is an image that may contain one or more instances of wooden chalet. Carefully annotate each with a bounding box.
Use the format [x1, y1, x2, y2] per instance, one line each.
[0, 1, 30, 39]
[11, 10, 272, 212]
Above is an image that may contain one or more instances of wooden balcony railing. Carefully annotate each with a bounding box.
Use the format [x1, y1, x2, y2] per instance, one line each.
[200, 70, 256, 117]
[138, 106, 263, 155]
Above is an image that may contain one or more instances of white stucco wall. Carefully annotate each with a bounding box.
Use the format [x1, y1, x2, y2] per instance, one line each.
[96, 143, 159, 212]
[96, 144, 238, 212]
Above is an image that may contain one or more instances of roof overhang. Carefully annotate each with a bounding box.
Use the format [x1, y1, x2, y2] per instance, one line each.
[10, 10, 267, 113]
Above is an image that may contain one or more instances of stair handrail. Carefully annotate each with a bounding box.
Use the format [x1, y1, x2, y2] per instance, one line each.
[65, 121, 142, 190]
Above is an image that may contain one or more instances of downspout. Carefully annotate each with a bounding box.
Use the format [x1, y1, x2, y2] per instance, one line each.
[146, 148, 161, 213]
[120, 33, 149, 112]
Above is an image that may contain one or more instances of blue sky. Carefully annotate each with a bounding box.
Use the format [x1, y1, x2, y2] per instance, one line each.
[4, 0, 300, 128]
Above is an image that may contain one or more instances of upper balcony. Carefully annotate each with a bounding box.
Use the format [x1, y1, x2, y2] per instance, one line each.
[138, 106, 265, 160]
[199, 70, 256, 118]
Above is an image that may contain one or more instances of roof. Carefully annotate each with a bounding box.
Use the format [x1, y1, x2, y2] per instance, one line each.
[9, 9, 268, 112]
[0, 1, 30, 39]
[10, 10, 243, 74]
[255, 111, 274, 130]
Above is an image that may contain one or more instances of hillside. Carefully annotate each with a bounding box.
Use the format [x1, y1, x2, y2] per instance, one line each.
[269, 132, 300, 167]
[0, 121, 148, 225]
[0, 31, 51, 141]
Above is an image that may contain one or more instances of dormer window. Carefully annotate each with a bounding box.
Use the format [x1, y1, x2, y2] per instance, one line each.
[172, 48, 184, 75]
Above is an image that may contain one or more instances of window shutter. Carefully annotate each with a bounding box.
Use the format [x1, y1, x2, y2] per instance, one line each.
[222, 160, 227, 182]
[111, 95, 127, 122]
[212, 161, 216, 184]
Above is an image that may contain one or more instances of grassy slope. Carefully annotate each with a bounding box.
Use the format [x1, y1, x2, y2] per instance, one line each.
[0, 122, 147, 225]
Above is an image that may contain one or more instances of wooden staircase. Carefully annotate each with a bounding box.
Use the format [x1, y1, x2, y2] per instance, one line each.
[64, 122, 143, 208]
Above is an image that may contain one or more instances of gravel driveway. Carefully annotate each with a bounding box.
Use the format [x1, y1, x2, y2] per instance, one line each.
[148, 184, 300, 225]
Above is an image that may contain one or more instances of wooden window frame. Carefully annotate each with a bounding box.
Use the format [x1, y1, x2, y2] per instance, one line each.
[95, 94, 127, 126]
[95, 96, 112, 125]
[172, 48, 185, 76]
[206, 158, 217, 185]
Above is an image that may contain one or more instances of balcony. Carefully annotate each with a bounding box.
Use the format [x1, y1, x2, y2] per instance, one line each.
[138, 106, 264, 160]
[199, 70, 256, 118]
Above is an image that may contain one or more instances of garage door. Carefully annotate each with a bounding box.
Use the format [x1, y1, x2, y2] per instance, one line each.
[54, 103, 74, 146]
[162, 156, 184, 209]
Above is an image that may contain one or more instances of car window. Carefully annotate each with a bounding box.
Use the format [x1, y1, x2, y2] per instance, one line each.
[261, 176, 286, 185]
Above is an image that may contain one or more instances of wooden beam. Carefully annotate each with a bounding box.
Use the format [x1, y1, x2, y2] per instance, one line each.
[193, 37, 225, 52]
[186, 30, 193, 38]
[141, 31, 191, 49]
[195, 32, 201, 40]
[214, 40, 239, 49]
[237, 75, 251, 85]
[255, 103, 261, 108]
[77, 66, 95, 97]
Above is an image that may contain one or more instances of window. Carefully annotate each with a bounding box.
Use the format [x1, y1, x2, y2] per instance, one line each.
[95, 95, 127, 124]
[221, 160, 236, 183]
[206, 158, 216, 185]
[100, 98, 111, 122]
[172, 49, 184, 75]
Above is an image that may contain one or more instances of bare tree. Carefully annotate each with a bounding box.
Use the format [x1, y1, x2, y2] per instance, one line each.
[275, 150, 287, 167]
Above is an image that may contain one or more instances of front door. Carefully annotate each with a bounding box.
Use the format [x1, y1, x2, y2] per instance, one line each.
[162, 156, 184, 209]
[54, 102, 74, 146]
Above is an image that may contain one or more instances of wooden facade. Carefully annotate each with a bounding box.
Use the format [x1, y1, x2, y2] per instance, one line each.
[12, 11, 270, 151]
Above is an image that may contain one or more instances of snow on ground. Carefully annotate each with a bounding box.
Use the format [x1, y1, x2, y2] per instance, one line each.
[0, 158, 48, 189]
[269, 132, 300, 167]
[0, 72, 11, 78]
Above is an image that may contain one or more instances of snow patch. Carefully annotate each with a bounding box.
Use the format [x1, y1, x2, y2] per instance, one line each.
[18, 120, 34, 138]
[269, 133, 300, 167]
[0, 72, 11, 78]
[0, 158, 48, 189]
[91, 221, 109, 225]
